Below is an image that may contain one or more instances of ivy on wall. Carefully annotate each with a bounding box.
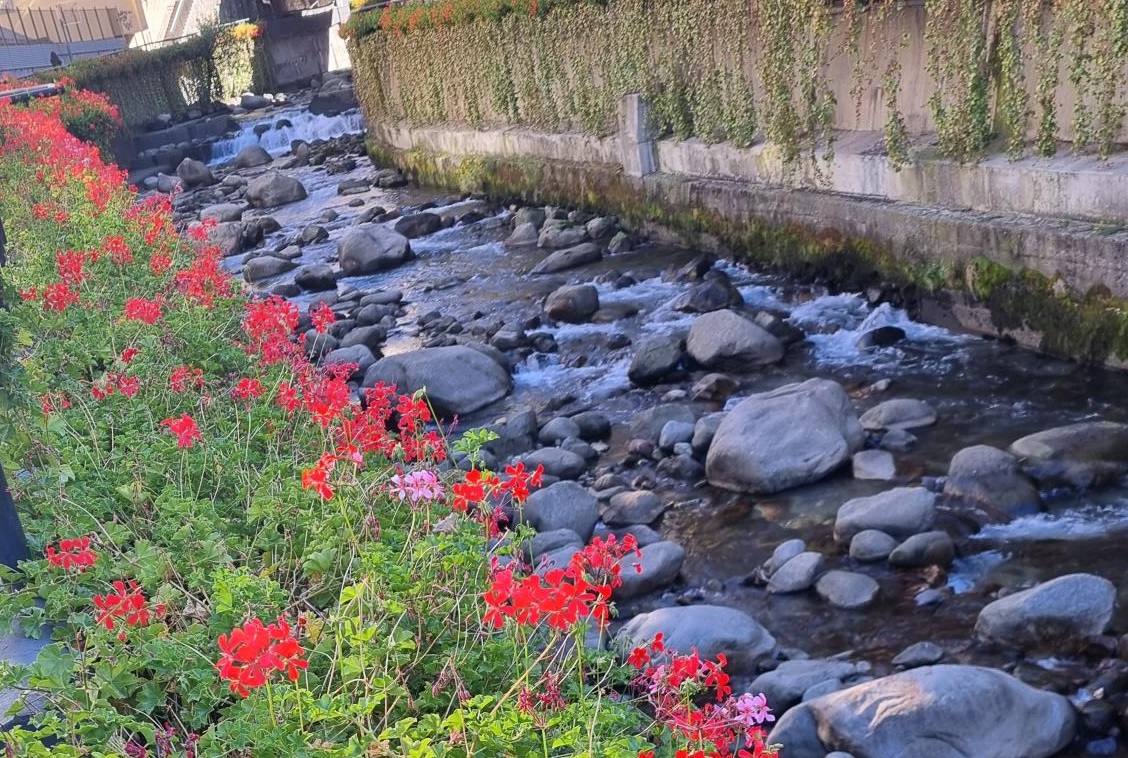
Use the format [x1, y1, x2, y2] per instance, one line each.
[347, 0, 1128, 167]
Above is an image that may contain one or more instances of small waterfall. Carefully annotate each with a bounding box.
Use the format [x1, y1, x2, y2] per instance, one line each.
[207, 108, 366, 165]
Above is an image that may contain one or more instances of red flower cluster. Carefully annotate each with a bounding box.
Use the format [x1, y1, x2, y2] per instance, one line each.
[55, 249, 88, 286]
[40, 391, 72, 416]
[45, 536, 98, 572]
[301, 452, 338, 500]
[230, 377, 264, 402]
[451, 463, 544, 513]
[161, 414, 203, 448]
[93, 580, 163, 641]
[91, 371, 140, 400]
[216, 616, 309, 697]
[310, 301, 336, 334]
[169, 365, 205, 393]
[123, 297, 162, 325]
[242, 296, 300, 365]
[629, 637, 777, 758]
[41, 281, 80, 312]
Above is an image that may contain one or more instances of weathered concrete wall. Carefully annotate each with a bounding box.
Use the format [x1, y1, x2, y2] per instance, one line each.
[364, 94, 1128, 367]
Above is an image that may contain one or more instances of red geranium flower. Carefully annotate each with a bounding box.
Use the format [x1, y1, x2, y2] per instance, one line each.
[160, 414, 203, 448]
[216, 616, 308, 697]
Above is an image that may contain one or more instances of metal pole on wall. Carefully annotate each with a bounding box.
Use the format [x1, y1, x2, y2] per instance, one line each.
[0, 215, 30, 571]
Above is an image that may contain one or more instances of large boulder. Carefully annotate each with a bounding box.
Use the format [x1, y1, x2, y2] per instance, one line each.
[362, 345, 511, 417]
[294, 263, 337, 292]
[200, 203, 246, 223]
[530, 243, 601, 275]
[233, 144, 273, 169]
[614, 541, 685, 600]
[706, 379, 863, 494]
[538, 223, 588, 249]
[686, 309, 784, 369]
[309, 78, 358, 116]
[338, 227, 412, 276]
[242, 255, 296, 283]
[673, 272, 744, 313]
[1009, 421, 1128, 488]
[617, 605, 776, 675]
[943, 445, 1042, 522]
[544, 284, 599, 323]
[393, 212, 443, 239]
[770, 665, 1076, 758]
[628, 334, 685, 386]
[975, 573, 1116, 650]
[320, 345, 377, 380]
[833, 487, 936, 544]
[175, 157, 215, 188]
[521, 481, 599, 541]
[750, 659, 866, 712]
[859, 398, 937, 431]
[246, 172, 307, 208]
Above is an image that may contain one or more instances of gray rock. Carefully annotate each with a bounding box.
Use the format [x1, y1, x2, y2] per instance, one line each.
[394, 212, 443, 238]
[888, 531, 955, 568]
[530, 242, 602, 275]
[848, 530, 899, 563]
[521, 481, 599, 541]
[975, 573, 1116, 650]
[533, 544, 581, 574]
[614, 541, 685, 599]
[299, 225, 328, 245]
[156, 172, 179, 193]
[833, 487, 936, 544]
[246, 172, 307, 208]
[657, 454, 704, 480]
[207, 220, 251, 256]
[1009, 421, 1128, 488]
[607, 230, 632, 253]
[522, 447, 587, 480]
[243, 255, 296, 282]
[617, 605, 777, 676]
[362, 345, 511, 416]
[233, 144, 272, 169]
[707, 379, 864, 494]
[506, 221, 539, 246]
[585, 216, 618, 240]
[686, 309, 784, 369]
[852, 449, 896, 480]
[592, 523, 663, 547]
[767, 538, 806, 575]
[892, 641, 945, 668]
[199, 202, 246, 223]
[175, 157, 215, 188]
[768, 552, 824, 594]
[339, 325, 387, 352]
[539, 417, 582, 445]
[673, 274, 744, 313]
[629, 404, 698, 442]
[769, 665, 1076, 758]
[879, 427, 917, 452]
[603, 490, 666, 527]
[803, 680, 846, 702]
[570, 411, 611, 441]
[294, 263, 337, 292]
[628, 334, 685, 386]
[815, 570, 879, 609]
[690, 412, 726, 457]
[338, 226, 412, 276]
[523, 528, 583, 563]
[513, 207, 546, 229]
[309, 78, 358, 116]
[320, 345, 376, 380]
[943, 445, 1042, 522]
[855, 325, 906, 349]
[690, 372, 739, 401]
[240, 93, 272, 110]
[537, 223, 588, 249]
[751, 659, 864, 711]
[658, 420, 695, 451]
[544, 284, 600, 323]
[860, 399, 937, 431]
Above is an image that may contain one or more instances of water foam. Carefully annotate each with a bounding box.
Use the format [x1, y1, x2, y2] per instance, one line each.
[209, 109, 366, 164]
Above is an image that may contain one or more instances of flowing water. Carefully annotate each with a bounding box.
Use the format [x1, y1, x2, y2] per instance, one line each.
[206, 110, 1128, 754]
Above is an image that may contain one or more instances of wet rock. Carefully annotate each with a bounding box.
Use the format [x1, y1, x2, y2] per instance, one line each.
[707, 379, 863, 494]
[373, 168, 407, 189]
[362, 345, 511, 416]
[243, 255, 296, 282]
[530, 242, 602, 275]
[888, 531, 955, 568]
[592, 523, 663, 547]
[523, 528, 583, 563]
[585, 216, 618, 240]
[859, 398, 937, 431]
[686, 309, 784, 369]
[770, 665, 1076, 758]
[657, 454, 704, 480]
[607, 230, 632, 253]
[337, 178, 369, 195]
[176, 157, 215, 188]
[673, 272, 744, 313]
[688, 413, 725, 457]
[848, 530, 898, 563]
[200, 203, 246, 223]
[233, 144, 272, 169]
[628, 334, 685, 386]
[975, 573, 1116, 651]
[544, 284, 600, 323]
[892, 641, 944, 668]
[754, 310, 805, 345]
[245, 215, 280, 237]
[815, 570, 879, 609]
[321, 345, 376, 380]
[521, 481, 599, 541]
[240, 93, 272, 110]
[833, 487, 936, 544]
[294, 263, 337, 292]
[852, 449, 896, 480]
[1009, 421, 1128, 488]
[361, 289, 403, 306]
[207, 220, 251, 256]
[512, 207, 546, 229]
[522, 447, 587, 480]
[246, 172, 307, 208]
[309, 77, 358, 116]
[1085, 737, 1117, 756]
[304, 331, 338, 360]
[855, 325, 906, 349]
[537, 223, 588, 249]
[291, 140, 310, 165]
[338, 227, 412, 276]
[630, 404, 698, 442]
[603, 490, 666, 527]
[570, 411, 611, 441]
[768, 552, 824, 594]
[767, 539, 806, 575]
[943, 445, 1042, 521]
[394, 212, 443, 239]
[299, 225, 328, 245]
[615, 541, 685, 600]
[659, 421, 695, 451]
[538, 417, 581, 445]
[617, 605, 777, 676]
[506, 221, 539, 246]
[751, 659, 865, 711]
[690, 373, 739, 401]
[879, 427, 917, 452]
